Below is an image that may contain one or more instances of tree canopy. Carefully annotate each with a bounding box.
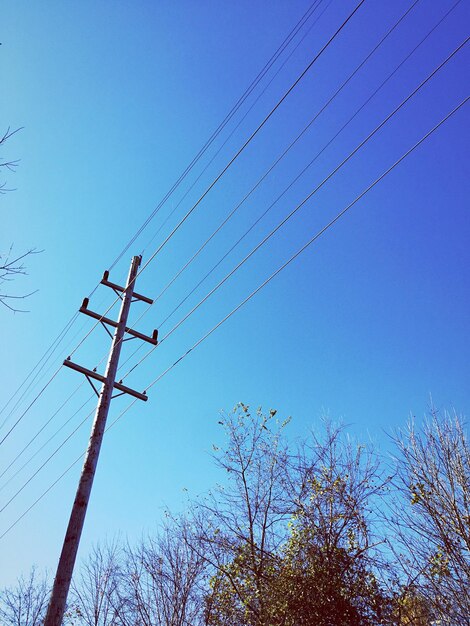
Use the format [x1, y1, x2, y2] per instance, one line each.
[1, 404, 468, 625]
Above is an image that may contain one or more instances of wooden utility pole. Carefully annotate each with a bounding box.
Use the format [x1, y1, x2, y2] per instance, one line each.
[44, 255, 157, 626]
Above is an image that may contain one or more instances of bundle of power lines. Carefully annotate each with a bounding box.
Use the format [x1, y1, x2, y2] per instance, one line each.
[0, 0, 468, 541]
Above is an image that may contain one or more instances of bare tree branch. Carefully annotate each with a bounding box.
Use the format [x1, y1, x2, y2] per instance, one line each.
[0, 568, 48, 626]
[388, 407, 470, 625]
[0, 126, 23, 192]
[0, 246, 42, 313]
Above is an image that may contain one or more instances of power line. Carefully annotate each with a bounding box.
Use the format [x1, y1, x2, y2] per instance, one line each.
[0, 0, 415, 531]
[0, 294, 148, 477]
[52, 0, 365, 373]
[13, 0, 460, 436]
[0, 406, 95, 515]
[0, 293, 108, 440]
[2, 93, 465, 542]
[0, 368, 64, 448]
[112, 0, 327, 268]
[139, 0, 333, 256]
[0, 316, 112, 466]
[142, 95, 468, 394]
[0, 0, 330, 454]
[112, 0, 331, 361]
[116, 0, 461, 374]
[0, 313, 79, 431]
[159, 0, 463, 328]
[136, 0, 367, 277]
[0, 395, 136, 541]
[147, 0, 421, 316]
[0, 457, 81, 542]
[0, 2, 326, 436]
[2, 10, 462, 498]
[0, 320, 92, 439]
[109, 0, 336, 374]
[120, 35, 469, 380]
[0, 387, 91, 489]
[0, 312, 99, 448]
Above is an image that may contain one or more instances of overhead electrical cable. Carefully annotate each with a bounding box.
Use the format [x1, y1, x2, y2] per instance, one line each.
[139, 0, 333, 255]
[0, 0, 365, 516]
[0, 0, 334, 464]
[3, 0, 462, 524]
[1, 11, 463, 489]
[57, 0, 366, 367]
[0, 368, 64, 448]
[0, 384, 88, 485]
[105, 0, 334, 376]
[0, 396, 138, 541]
[19, 0, 461, 414]
[141, 96, 469, 394]
[157, 0, 462, 329]
[0, 313, 79, 431]
[0, 394, 95, 494]
[0, 292, 108, 439]
[111, 0, 327, 269]
[120, 36, 469, 380]
[144, 0, 421, 310]
[2, 93, 466, 541]
[116, 0, 461, 374]
[0, 1, 326, 431]
[0, 318, 113, 464]
[0, 313, 101, 447]
[0, 286, 153, 473]
[0, 319, 93, 439]
[0, 305, 138, 483]
[93, 0, 332, 372]
[0, 406, 96, 515]
[136, 0, 367, 276]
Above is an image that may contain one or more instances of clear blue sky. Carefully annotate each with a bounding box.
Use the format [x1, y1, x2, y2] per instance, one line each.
[1, 0, 469, 586]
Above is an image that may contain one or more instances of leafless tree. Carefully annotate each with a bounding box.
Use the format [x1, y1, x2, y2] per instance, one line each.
[0, 127, 41, 312]
[388, 408, 470, 625]
[67, 542, 123, 626]
[0, 567, 48, 626]
[0, 245, 40, 312]
[0, 127, 21, 194]
[68, 527, 207, 626]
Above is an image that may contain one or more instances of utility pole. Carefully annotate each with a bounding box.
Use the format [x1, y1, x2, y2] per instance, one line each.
[44, 255, 157, 626]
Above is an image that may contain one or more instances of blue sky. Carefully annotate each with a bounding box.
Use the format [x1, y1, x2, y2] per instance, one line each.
[0, 0, 469, 586]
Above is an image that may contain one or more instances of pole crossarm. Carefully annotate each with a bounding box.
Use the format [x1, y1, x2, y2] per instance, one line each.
[80, 298, 158, 345]
[101, 270, 153, 304]
[63, 358, 148, 401]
